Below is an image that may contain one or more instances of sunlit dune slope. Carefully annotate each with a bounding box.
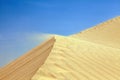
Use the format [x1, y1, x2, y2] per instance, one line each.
[70, 16, 120, 48]
[32, 35, 120, 80]
[1, 16, 120, 80]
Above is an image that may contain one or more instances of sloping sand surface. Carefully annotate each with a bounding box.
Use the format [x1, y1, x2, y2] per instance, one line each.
[0, 37, 55, 80]
[70, 16, 120, 49]
[32, 35, 120, 80]
[1, 16, 120, 80]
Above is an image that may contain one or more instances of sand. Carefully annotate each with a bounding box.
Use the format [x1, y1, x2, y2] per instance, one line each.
[70, 16, 120, 49]
[0, 37, 55, 80]
[32, 35, 120, 80]
[0, 16, 120, 80]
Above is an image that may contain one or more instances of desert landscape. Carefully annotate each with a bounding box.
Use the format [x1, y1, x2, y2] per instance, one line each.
[0, 16, 120, 80]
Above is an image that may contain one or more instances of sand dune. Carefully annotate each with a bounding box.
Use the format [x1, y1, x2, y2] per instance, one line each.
[0, 16, 120, 80]
[70, 16, 120, 49]
[0, 37, 55, 80]
[32, 35, 120, 80]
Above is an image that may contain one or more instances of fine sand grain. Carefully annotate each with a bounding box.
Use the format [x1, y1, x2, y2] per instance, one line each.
[32, 35, 120, 80]
[1, 16, 120, 80]
[70, 16, 120, 49]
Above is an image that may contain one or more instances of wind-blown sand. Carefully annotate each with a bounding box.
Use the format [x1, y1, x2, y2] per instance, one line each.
[0, 37, 55, 80]
[0, 16, 120, 80]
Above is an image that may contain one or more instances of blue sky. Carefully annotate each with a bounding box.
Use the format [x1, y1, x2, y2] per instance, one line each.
[0, 0, 120, 67]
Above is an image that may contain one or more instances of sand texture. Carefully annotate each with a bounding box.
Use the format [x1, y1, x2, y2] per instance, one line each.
[0, 16, 120, 80]
[70, 16, 120, 49]
[32, 35, 120, 80]
[0, 37, 55, 80]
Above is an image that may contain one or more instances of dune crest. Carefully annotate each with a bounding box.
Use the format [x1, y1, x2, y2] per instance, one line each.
[0, 37, 55, 80]
[32, 35, 120, 80]
[71, 16, 120, 48]
[0, 16, 120, 80]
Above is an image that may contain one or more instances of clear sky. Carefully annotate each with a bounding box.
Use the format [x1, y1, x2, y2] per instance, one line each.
[0, 0, 120, 67]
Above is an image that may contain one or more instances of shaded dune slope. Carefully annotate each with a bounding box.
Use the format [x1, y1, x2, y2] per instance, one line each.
[32, 35, 120, 80]
[0, 37, 55, 80]
[1, 16, 120, 80]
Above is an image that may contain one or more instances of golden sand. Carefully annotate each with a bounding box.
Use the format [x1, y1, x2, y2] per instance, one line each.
[71, 16, 120, 48]
[32, 35, 120, 80]
[0, 37, 55, 80]
[0, 16, 120, 80]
